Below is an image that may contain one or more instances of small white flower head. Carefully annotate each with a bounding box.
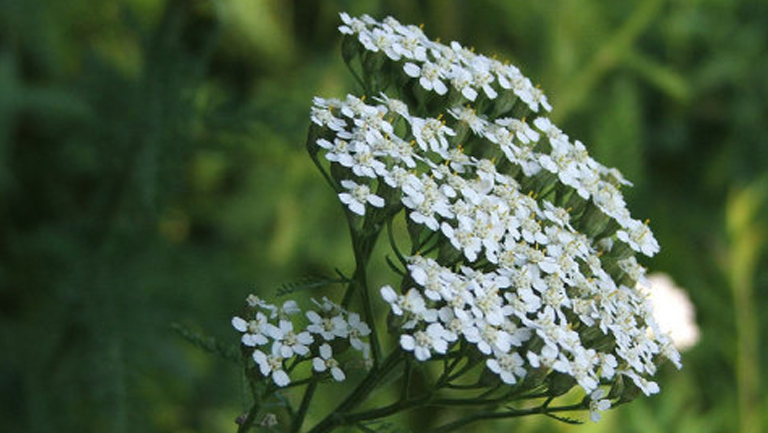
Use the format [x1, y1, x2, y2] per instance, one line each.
[306, 310, 349, 341]
[404, 61, 448, 95]
[400, 323, 451, 361]
[347, 312, 372, 351]
[589, 389, 612, 422]
[253, 347, 290, 387]
[487, 351, 526, 385]
[313, 343, 346, 382]
[338, 179, 385, 216]
[268, 319, 314, 358]
[232, 313, 270, 347]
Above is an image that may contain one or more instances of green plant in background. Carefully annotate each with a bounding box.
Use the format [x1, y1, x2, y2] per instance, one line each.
[229, 13, 681, 433]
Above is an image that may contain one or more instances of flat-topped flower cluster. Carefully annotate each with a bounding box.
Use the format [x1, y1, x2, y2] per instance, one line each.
[232, 295, 371, 387]
[232, 13, 680, 430]
[307, 13, 678, 413]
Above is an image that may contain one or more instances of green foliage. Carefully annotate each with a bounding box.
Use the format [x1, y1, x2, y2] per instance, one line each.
[1, 0, 768, 432]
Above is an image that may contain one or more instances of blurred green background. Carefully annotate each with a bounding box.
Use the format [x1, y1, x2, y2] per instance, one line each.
[1, 0, 767, 432]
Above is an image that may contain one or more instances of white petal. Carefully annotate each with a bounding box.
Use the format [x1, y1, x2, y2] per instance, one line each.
[380, 285, 398, 304]
[400, 335, 416, 351]
[367, 194, 385, 208]
[433, 80, 448, 95]
[279, 320, 293, 333]
[273, 370, 291, 387]
[297, 332, 314, 345]
[306, 310, 322, 323]
[231, 317, 248, 332]
[320, 343, 332, 359]
[403, 63, 421, 77]
[253, 350, 267, 364]
[486, 359, 501, 374]
[349, 200, 366, 216]
[415, 346, 431, 361]
[313, 358, 327, 372]
[331, 367, 346, 382]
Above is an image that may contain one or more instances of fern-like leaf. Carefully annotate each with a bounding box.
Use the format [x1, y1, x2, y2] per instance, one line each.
[172, 323, 240, 363]
[544, 412, 584, 425]
[275, 276, 348, 297]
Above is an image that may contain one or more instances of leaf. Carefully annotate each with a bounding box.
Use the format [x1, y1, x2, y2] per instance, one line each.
[274, 276, 348, 297]
[544, 412, 584, 425]
[171, 323, 240, 363]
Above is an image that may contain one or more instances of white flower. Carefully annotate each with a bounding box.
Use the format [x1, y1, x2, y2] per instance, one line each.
[347, 313, 372, 351]
[617, 219, 660, 257]
[306, 310, 349, 341]
[404, 61, 448, 95]
[374, 93, 411, 119]
[464, 321, 513, 355]
[410, 117, 455, 157]
[253, 348, 290, 387]
[449, 68, 478, 101]
[400, 323, 451, 360]
[310, 106, 346, 131]
[338, 12, 367, 35]
[527, 344, 560, 369]
[338, 180, 385, 216]
[487, 351, 526, 384]
[280, 300, 301, 316]
[359, 27, 402, 61]
[232, 313, 270, 346]
[267, 320, 314, 358]
[449, 105, 486, 133]
[381, 286, 437, 326]
[313, 344, 346, 381]
[589, 389, 611, 422]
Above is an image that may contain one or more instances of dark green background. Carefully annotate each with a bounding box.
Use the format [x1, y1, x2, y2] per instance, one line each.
[1, 0, 767, 432]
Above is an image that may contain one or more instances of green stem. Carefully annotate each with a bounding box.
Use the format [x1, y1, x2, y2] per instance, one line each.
[292, 381, 318, 433]
[306, 351, 403, 433]
[426, 402, 586, 433]
[237, 401, 261, 433]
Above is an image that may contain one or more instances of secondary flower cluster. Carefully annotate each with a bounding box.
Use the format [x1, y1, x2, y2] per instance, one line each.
[306, 13, 679, 413]
[232, 295, 371, 386]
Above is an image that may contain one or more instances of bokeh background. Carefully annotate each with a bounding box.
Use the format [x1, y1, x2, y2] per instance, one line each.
[2, 0, 767, 432]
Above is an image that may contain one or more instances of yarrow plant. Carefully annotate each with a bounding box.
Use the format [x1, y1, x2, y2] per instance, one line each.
[230, 13, 681, 433]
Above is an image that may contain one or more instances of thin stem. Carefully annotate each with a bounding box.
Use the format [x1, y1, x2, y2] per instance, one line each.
[292, 381, 319, 433]
[426, 402, 587, 433]
[306, 351, 403, 433]
[236, 402, 261, 433]
[308, 151, 338, 192]
[401, 359, 412, 400]
[358, 268, 382, 366]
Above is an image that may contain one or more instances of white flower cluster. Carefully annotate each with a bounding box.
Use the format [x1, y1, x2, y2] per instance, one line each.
[308, 12, 678, 410]
[339, 13, 552, 112]
[232, 295, 371, 386]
